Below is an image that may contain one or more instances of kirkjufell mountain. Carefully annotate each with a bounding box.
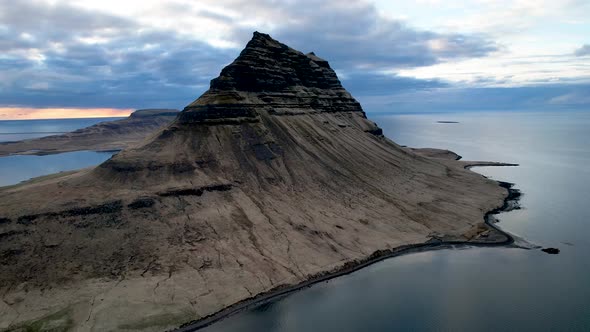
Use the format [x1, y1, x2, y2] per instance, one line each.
[0, 32, 511, 331]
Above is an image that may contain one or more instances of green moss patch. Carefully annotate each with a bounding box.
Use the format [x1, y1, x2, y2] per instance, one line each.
[4, 307, 73, 332]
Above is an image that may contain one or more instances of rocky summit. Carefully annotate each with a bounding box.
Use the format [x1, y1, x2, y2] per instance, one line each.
[0, 32, 509, 331]
[180, 32, 362, 123]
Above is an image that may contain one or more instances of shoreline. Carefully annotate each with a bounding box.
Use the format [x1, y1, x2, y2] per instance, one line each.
[172, 167, 521, 332]
[0, 147, 122, 157]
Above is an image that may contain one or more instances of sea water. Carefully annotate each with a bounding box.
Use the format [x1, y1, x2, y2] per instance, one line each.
[0, 118, 121, 186]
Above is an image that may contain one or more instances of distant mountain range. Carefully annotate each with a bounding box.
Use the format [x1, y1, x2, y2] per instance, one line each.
[0, 109, 178, 156]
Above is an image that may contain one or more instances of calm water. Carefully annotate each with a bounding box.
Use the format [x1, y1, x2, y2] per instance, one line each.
[0, 117, 122, 142]
[0, 151, 115, 187]
[201, 111, 590, 332]
[0, 118, 120, 186]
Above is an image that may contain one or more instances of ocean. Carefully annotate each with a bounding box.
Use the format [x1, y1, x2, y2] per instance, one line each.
[1, 111, 589, 331]
[0, 117, 122, 142]
[0, 118, 121, 186]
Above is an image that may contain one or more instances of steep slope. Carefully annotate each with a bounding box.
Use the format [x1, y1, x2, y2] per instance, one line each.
[0, 33, 509, 331]
[0, 109, 179, 156]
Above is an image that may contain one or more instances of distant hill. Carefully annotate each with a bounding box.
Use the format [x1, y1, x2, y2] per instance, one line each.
[0, 109, 179, 156]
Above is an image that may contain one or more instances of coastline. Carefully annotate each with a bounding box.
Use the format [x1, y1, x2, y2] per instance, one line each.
[172, 167, 522, 332]
[1, 148, 122, 157]
[0, 109, 177, 157]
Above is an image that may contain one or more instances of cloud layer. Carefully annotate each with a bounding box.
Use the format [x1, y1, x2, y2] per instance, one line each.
[0, 107, 132, 120]
[575, 44, 590, 56]
[360, 84, 590, 113]
[0, 0, 497, 111]
[0, 0, 588, 117]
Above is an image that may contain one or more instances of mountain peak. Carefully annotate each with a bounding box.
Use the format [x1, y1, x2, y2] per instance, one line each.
[179, 32, 363, 124]
[207, 31, 343, 93]
[251, 31, 276, 42]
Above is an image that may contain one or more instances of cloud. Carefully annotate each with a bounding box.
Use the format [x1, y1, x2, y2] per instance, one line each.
[231, 0, 498, 70]
[574, 44, 590, 56]
[0, 0, 500, 111]
[549, 91, 590, 105]
[0, 107, 132, 120]
[362, 84, 590, 113]
[0, 0, 586, 117]
[397, 52, 590, 87]
[0, 0, 130, 34]
[0, 0, 237, 109]
[341, 72, 448, 97]
[433, 0, 590, 37]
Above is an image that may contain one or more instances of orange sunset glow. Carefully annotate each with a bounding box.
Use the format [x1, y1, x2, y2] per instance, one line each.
[0, 107, 134, 120]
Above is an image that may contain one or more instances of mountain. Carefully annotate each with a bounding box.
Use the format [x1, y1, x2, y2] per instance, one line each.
[0, 32, 510, 331]
[0, 109, 179, 156]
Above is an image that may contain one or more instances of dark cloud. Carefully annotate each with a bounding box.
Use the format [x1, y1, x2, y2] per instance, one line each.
[196, 9, 238, 24]
[341, 72, 447, 97]
[361, 84, 590, 113]
[574, 44, 590, 56]
[0, 0, 133, 49]
[224, 0, 498, 70]
[0, 0, 236, 109]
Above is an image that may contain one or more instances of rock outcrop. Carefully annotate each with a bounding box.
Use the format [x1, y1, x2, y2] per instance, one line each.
[542, 247, 560, 254]
[0, 109, 179, 156]
[0, 32, 510, 331]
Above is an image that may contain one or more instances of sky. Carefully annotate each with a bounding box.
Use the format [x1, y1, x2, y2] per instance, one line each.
[0, 0, 588, 119]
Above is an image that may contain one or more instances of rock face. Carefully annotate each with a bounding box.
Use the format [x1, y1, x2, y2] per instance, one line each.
[0, 109, 179, 156]
[179, 33, 361, 122]
[0, 32, 509, 331]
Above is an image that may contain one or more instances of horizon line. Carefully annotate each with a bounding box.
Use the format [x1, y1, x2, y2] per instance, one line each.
[0, 107, 134, 120]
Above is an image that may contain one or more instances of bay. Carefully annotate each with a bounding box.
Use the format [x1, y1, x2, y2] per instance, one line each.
[0, 118, 120, 186]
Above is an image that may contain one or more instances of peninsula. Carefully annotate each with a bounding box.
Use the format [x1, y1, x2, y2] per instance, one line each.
[0, 109, 178, 156]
